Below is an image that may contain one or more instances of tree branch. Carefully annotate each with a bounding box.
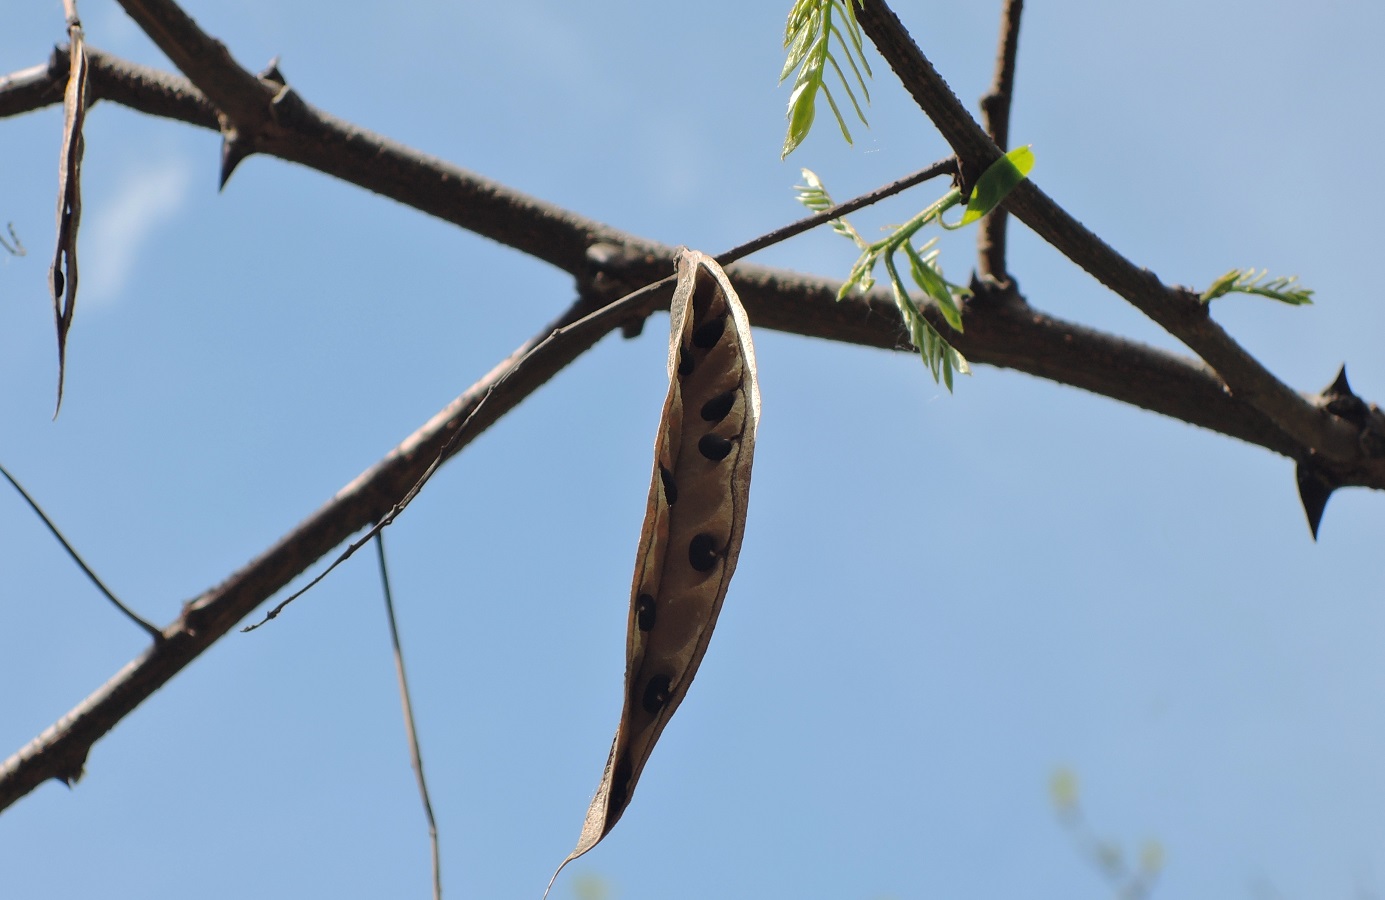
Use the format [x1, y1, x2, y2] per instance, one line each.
[0, 47, 1353, 473]
[111, 0, 271, 129]
[854, 0, 1372, 472]
[0, 288, 629, 812]
[6, 22, 1385, 813]
[977, 0, 1023, 282]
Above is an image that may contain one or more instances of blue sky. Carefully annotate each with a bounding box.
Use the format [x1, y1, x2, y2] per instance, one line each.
[3, 2, 1385, 898]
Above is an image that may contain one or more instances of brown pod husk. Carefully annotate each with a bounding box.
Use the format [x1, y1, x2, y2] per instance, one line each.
[546, 249, 760, 895]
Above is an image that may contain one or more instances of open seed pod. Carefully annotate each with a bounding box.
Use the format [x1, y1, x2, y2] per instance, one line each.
[546, 249, 760, 894]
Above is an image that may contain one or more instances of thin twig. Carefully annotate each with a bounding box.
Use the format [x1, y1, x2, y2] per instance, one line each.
[977, 0, 1023, 281]
[375, 534, 441, 900]
[244, 163, 959, 628]
[717, 157, 956, 265]
[0, 462, 162, 641]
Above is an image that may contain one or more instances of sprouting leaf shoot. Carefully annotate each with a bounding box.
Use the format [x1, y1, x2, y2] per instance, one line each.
[780, 0, 872, 159]
[794, 151, 1035, 389]
[1200, 268, 1314, 306]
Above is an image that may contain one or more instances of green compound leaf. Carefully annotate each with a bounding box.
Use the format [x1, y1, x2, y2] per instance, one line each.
[780, 0, 871, 159]
[1200, 268, 1314, 306]
[793, 170, 967, 388]
[794, 168, 866, 246]
[903, 240, 964, 332]
[946, 145, 1035, 229]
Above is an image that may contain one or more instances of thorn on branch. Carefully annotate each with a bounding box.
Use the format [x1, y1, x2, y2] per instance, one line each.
[218, 131, 252, 190]
[1322, 365, 1366, 425]
[1295, 457, 1335, 541]
[1295, 365, 1385, 539]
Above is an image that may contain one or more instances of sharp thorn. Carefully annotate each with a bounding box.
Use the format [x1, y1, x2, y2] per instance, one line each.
[219, 136, 252, 191]
[258, 55, 286, 85]
[1325, 364, 1353, 399]
[1295, 459, 1336, 541]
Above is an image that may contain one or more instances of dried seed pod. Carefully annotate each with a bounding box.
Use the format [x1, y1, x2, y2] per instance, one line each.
[547, 249, 760, 893]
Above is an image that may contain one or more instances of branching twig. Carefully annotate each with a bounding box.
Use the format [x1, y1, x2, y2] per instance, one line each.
[855, 0, 1364, 467]
[4, 14, 1385, 814]
[111, 0, 270, 128]
[977, 0, 1023, 281]
[0, 47, 1352, 477]
[0, 291, 613, 812]
[375, 534, 441, 900]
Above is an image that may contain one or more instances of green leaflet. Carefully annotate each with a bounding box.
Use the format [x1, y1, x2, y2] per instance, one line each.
[946, 145, 1035, 229]
[779, 0, 871, 158]
[1200, 268, 1314, 306]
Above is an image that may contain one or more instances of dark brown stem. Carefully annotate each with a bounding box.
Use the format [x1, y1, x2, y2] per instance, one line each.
[854, 0, 1364, 467]
[977, 0, 1023, 282]
[111, 0, 271, 128]
[0, 47, 1377, 482]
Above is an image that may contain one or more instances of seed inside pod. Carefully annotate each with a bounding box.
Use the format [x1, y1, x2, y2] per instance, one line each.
[636, 593, 656, 631]
[698, 433, 733, 461]
[659, 466, 678, 505]
[688, 533, 719, 571]
[642, 674, 672, 713]
[700, 390, 736, 423]
[691, 316, 726, 349]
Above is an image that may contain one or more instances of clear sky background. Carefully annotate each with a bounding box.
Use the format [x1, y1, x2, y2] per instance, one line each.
[3, 2, 1385, 898]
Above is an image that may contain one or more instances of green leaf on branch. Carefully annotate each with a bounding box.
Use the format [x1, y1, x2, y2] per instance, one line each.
[945, 145, 1035, 229]
[794, 168, 984, 390]
[780, 0, 871, 158]
[1200, 268, 1314, 306]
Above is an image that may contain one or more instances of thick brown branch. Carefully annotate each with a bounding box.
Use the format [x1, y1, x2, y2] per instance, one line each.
[855, 0, 1365, 468]
[977, 0, 1023, 281]
[111, 0, 270, 128]
[2, 46, 1377, 484]
[2, 47, 1378, 483]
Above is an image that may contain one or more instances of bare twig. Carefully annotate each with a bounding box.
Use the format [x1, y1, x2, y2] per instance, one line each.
[0, 462, 162, 641]
[375, 534, 441, 900]
[855, 0, 1364, 467]
[977, 0, 1023, 281]
[718, 157, 957, 264]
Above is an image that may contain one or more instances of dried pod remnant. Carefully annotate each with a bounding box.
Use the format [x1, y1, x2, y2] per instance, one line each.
[547, 250, 760, 893]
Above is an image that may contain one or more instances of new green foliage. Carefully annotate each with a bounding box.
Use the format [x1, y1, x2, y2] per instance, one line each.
[780, 0, 871, 158]
[794, 147, 1034, 390]
[1200, 268, 1314, 306]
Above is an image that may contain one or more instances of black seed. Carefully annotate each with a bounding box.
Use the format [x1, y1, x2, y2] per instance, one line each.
[691, 316, 726, 349]
[659, 465, 678, 505]
[688, 533, 719, 571]
[698, 433, 733, 461]
[642, 675, 672, 713]
[700, 390, 737, 422]
[53, 268, 64, 298]
[636, 593, 656, 631]
[610, 756, 633, 811]
[678, 348, 695, 377]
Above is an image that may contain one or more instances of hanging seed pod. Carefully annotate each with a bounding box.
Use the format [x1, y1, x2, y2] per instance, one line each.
[546, 249, 760, 894]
